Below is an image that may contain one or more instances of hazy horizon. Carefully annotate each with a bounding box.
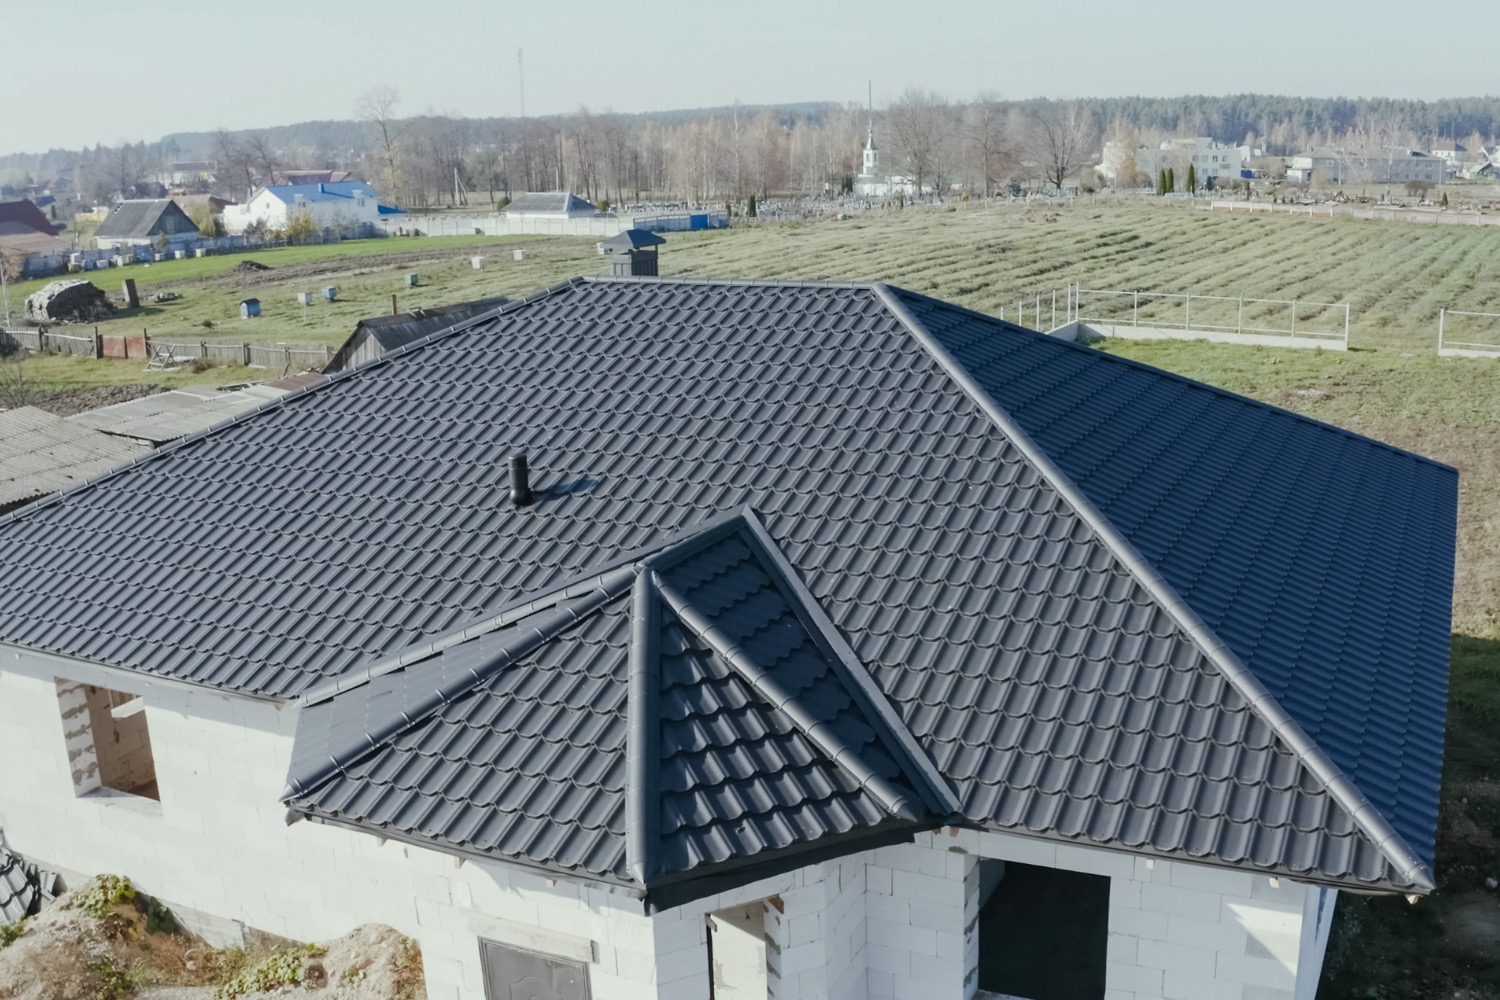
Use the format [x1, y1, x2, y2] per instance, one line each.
[4, 0, 1494, 157]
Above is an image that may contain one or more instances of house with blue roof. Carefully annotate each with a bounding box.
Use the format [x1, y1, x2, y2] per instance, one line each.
[222, 180, 403, 236]
[0, 277, 1457, 1000]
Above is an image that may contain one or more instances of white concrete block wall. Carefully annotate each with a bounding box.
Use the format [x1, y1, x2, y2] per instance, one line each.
[2, 659, 1347, 1000]
[968, 829, 1318, 1000]
[865, 837, 973, 1000]
[0, 667, 662, 1000]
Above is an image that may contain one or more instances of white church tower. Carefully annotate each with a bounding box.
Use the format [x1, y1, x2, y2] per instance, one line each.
[854, 82, 887, 196]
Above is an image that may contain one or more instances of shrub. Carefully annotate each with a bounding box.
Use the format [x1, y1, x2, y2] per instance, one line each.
[87, 957, 153, 1000]
[214, 946, 307, 999]
[0, 919, 25, 949]
[77, 875, 135, 919]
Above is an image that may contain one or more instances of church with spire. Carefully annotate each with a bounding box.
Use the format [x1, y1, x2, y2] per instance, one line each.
[852, 85, 924, 198]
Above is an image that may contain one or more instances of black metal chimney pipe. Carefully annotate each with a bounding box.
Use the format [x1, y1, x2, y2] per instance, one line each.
[510, 454, 534, 507]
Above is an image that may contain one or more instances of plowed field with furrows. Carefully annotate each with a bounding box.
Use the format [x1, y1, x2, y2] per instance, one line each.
[664, 200, 1500, 349]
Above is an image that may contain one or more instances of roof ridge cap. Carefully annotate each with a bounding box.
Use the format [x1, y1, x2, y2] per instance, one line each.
[296, 564, 638, 706]
[298, 509, 747, 708]
[651, 567, 922, 824]
[891, 286, 1455, 476]
[732, 507, 961, 817]
[283, 579, 630, 800]
[873, 283, 1434, 892]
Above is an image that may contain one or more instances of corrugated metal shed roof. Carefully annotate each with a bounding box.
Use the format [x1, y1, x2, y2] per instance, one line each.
[323, 296, 509, 374]
[502, 192, 597, 215]
[67, 384, 294, 445]
[0, 407, 150, 508]
[0, 277, 1456, 897]
[264, 182, 377, 205]
[94, 200, 197, 240]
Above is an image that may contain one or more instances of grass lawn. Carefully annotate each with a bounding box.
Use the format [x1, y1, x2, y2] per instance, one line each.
[11, 198, 1500, 351]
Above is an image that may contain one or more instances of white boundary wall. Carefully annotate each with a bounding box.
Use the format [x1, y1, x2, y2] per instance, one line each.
[1052, 321, 1349, 352]
[2, 654, 1336, 1000]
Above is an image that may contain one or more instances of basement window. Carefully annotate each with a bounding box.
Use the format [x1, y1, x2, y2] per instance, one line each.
[478, 939, 589, 1000]
[54, 680, 159, 801]
[976, 860, 1108, 1000]
[707, 895, 780, 999]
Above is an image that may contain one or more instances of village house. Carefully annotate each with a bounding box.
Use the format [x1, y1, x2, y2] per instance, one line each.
[222, 181, 403, 236]
[1099, 138, 1246, 187]
[0, 199, 69, 274]
[0, 277, 1456, 1000]
[93, 199, 201, 251]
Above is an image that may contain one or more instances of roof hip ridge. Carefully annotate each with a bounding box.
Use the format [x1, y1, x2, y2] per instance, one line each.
[871, 283, 1434, 892]
[650, 569, 922, 823]
[282, 572, 633, 800]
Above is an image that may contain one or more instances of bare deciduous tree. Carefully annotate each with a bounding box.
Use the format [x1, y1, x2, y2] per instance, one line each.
[357, 87, 408, 201]
[963, 93, 1010, 198]
[1025, 101, 1098, 192]
[213, 129, 255, 199]
[241, 132, 278, 187]
[886, 88, 956, 194]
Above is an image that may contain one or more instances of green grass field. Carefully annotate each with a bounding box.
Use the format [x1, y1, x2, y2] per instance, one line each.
[7, 199, 1500, 996]
[11, 199, 1500, 351]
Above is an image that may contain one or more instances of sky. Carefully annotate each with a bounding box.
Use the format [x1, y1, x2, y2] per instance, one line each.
[2, 0, 1494, 157]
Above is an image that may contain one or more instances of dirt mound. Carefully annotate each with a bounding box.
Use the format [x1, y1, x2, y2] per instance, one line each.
[23, 280, 114, 324]
[0, 876, 425, 1000]
[228, 260, 271, 274]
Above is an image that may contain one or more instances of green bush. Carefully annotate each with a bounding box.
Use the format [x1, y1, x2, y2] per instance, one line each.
[77, 875, 136, 919]
[0, 919, 25, 949]
[214, 946, 306, 1000]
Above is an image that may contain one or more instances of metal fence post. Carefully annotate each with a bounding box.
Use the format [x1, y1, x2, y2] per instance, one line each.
[1344, 304, 1350, 347]
[1133, 291, 1139, 327]
[1051, 290, 1057, 329]
[1237, 297, 1243, 335]
[1438, 308, 1445, 352]
[1291, 300, 1297, 336]
[243, 342, 251, 366]
[1185, 294, 1191, 331]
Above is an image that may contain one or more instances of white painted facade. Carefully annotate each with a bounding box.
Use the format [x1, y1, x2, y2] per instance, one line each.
[222, 184, 393, 235]
[1100, 138, 1244, 187]
[2, 653, 1337, 1000]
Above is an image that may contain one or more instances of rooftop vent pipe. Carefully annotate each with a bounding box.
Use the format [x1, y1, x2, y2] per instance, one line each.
[510, 454, 534, 507]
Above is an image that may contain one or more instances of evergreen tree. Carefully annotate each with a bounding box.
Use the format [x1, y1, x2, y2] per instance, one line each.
[747, 194, 757, 218]
[1167, 167, 1176, 192]
[1157, 168, 1167, 195]
[1187, 164, 1197, 192]
[1441, 191, 1449, 208]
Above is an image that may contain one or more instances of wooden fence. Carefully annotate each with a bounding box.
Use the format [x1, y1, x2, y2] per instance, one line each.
[0, 327, 333, 371]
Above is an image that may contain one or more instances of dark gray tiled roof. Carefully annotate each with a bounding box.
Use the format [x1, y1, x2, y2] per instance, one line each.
[0, 845, 56, 923]
[284, 513, 949, 900]
[0, 277, 1456, 895]
[898, 290, 1456, 866]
